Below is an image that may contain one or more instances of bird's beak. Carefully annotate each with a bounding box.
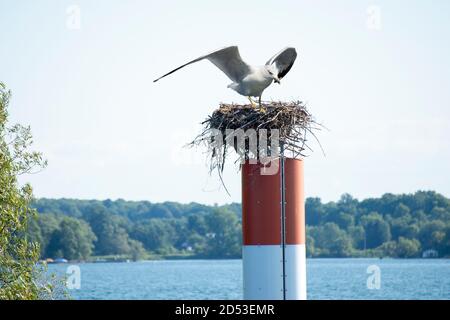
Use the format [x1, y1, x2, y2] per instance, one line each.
[274, 78, 281, 84]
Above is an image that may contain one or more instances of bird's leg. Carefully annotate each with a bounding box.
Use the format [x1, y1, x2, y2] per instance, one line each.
[258, 95, 267, 113]
[248, 96, 256, 108]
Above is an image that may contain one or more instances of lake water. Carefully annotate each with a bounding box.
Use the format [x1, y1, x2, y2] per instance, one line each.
[47, 258, 449, 300]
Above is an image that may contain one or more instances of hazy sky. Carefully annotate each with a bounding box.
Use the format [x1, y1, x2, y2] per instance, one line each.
[1, 0, 449, 204]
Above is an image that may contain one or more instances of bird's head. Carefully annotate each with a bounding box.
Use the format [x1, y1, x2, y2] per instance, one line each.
[266, 65, 281, 84]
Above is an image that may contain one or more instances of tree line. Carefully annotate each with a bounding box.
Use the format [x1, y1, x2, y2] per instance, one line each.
[28, 191, 450, 260]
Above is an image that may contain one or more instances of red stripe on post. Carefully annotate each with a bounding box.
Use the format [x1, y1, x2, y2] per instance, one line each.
[242, 159, 305, 246]
[242, 162, 281, 245]
[285, 159, 305, 245]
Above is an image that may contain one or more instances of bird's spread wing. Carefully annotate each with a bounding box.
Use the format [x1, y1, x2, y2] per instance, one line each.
[205, 46, 251, 82]
[265, 47, 297, 80]
[153, 46, 250, 83]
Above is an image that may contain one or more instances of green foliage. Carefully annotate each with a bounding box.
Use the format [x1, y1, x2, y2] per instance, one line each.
[348, 225, 365, 249]
[0, 82, 51, 299]
[83, 206, 133, 255]
[380, 237, 421, 258]
[396, 237, 421, 258]
[46, 217, 96, 260]
[127, 239, 146, 261]
[361, 213, 391, 249]
[202, 208, 241, 258]
[418, 220, 446, 250]
[130, 219, 176, 253]
[305, 232, 315, 257]
[309, 223, 353, 257]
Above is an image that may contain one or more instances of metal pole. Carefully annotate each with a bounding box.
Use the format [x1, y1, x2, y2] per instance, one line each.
[280, 142, 286, 300]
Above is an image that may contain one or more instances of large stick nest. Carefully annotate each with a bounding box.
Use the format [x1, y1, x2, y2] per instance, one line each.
[190, 101, 323, 177]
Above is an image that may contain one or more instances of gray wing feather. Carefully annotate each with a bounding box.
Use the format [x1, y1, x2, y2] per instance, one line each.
[265, 47, 297, 79]
[205, 46, 250, 82]
[153, 46, 250, 83]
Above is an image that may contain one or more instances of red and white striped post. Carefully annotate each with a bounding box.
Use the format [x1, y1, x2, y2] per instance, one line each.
[242, 157, 307, 300]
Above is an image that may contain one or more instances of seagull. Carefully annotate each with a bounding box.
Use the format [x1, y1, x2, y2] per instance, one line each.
[153, 46, 297, 106]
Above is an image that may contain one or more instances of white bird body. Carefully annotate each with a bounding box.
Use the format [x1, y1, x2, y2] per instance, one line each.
[228, 66, 273, 97]
[154, 46, 297, 105]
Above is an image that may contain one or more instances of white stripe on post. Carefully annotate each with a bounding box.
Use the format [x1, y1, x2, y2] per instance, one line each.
[243, 245, 283, 300]
[285, 244, 307, 300]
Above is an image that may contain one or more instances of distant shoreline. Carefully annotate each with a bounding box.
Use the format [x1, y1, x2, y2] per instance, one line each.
[42, 255, 449, 265]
